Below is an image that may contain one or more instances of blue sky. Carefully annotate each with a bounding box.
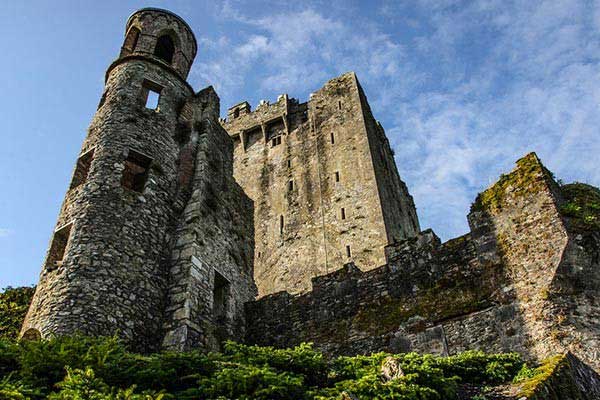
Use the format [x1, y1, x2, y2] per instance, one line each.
[1, 0, 599, 288]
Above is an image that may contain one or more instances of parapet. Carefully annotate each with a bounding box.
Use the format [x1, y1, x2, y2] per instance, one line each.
[221, 94, 308, 151]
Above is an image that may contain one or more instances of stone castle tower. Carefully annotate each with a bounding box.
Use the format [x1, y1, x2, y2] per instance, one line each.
[222, 73, 420, 296]
[21, 8, 256, 352]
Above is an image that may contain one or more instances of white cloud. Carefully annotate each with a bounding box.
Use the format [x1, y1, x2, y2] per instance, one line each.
[0, 228, 12, 238]
[196, 0, 600, 240]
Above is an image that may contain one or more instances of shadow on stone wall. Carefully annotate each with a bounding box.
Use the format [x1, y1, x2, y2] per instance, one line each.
[245, 153, 599, 370]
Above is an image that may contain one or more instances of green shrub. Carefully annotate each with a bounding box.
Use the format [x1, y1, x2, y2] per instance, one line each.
[0, 375, 42, 400]
[0, 340, 20, 378]
[197, 362, 307, 400]
[18, 335, 127, 392]
[100, 350, 215, 394]
[436, 351, 523, 384]
[48, 367, 167, 400]
[221, 341, 327, 385]
[0, 334, 532, 400]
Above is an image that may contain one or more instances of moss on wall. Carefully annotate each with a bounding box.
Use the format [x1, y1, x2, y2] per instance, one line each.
[560, 183, 600, 232]
[471, 152, 554, 213]
[513, 352, 600, 400]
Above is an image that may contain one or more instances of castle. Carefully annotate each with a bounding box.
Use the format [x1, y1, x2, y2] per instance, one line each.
[21, 9, 600, 372]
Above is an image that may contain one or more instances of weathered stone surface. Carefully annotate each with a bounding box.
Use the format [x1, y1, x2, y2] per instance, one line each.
[381, 356, 405, 381]
[21, 8, 254, 352]
[246, 153, 600, 372]
[222, 73, 420, 297]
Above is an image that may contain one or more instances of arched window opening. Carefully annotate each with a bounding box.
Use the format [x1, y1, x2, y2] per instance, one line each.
[233, 108, 240, 118]
[124, 27, 141, 52]
[22, 328, 41, 341]
[154, 35, 175, 64]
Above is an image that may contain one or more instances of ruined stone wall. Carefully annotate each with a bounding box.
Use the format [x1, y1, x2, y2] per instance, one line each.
[245, 153, 600, 371]
[162, 87, 256, 351]
[223, 72, 420, 297]
[245, 230, 508, 356]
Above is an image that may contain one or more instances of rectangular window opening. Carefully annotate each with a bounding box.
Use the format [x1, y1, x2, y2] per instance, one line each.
[338, 100, 342, 110]
[45, 223, 73, 271]
[341, 207, 346, 220]
[330, 132, 335, 144]
[287, 159, 291, 168]
[288, 180, 294, 192]
[213, 271, 230, 324]
[335, 171, 340, 182]
[346, 245, 352, 258]
[70, 148, 95, 189]
[271, 136, 282, 147]
[121, 149, 152, 193]
[279, 215, 284, 235]
[141, 80, 163, 110]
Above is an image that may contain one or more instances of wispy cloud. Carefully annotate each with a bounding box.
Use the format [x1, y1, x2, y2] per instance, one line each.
[194, 0, 600, 240]
[0, 228, 12, 238]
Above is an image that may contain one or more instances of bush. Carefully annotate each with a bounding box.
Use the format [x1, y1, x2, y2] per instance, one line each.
[48, 367, 167, 400]
[221, 341, 327, 386]
[436, 351, 523, 384]
[0, 376, 42, 400]
[0, 335, 529, 400]
[198, 363, 307, 400]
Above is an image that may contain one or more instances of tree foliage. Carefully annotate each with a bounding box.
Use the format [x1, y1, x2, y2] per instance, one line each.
[0, 287, 35, 341]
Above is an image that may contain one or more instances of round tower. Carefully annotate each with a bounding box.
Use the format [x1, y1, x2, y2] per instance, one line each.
[21, 9, 197, 351]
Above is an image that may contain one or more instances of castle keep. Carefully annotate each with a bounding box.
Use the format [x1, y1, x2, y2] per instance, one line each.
[222, 74, 419, 296]
[21, 9, 600, 373]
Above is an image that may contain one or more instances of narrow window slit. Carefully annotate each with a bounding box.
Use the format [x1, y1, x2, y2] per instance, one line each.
[330, 132, 335, 144]
[271, 136, 282, 147]
[341, 207, 346, 220]
[288, 180, 294, 192]
[346, 245, 352, 258]
[279, 215, 284, 234]
[335, 171, 340, 182]
[213, 271, 230, 324]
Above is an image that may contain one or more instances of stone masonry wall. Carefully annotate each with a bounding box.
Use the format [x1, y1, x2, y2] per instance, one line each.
[246, 153, 600, 371]
[162, 87, 256, 351]
[223, 72, 419, 297]
[22, 8, 258, 354]
[356, 80, 420, 242]
[21, 56, 194, 352]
